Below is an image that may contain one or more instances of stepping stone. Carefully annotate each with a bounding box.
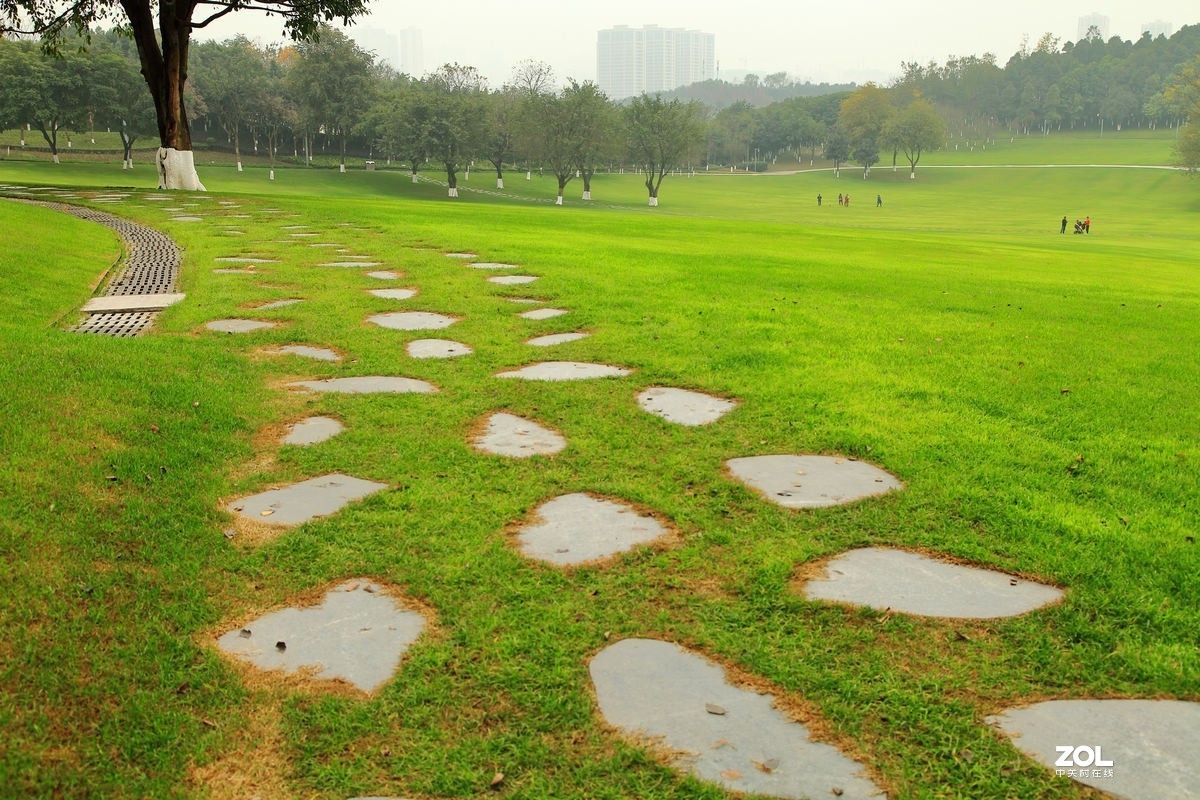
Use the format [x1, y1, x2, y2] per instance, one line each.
[368, 311, 458, 331]
[590, 639, 884, 800]
[216, 580, 426, 693]
[406, 338, 472, 359]
[988, 699, 1200, 800]
[518, 308, 569, 320]
[726, 455, 902, 509]
[473, 412, 565, 458]
[487, 275, 538, 285]
[308, 243, 340, 247]
[366, 271, 402, 280]
[800, 548, 1064, 618]
[496, 362, 631, 382]
[215, 256, 279, 263]
[254, 298, 304, 310]
[268, 345, 342, 362]
[281, 225, 310, 229]
[213, 268, 256, 274]
[445, 252, 477, 259]
[282, 416, 344, 446]
[227, 473, 388, 526]
[516, 493, 666, 565]
[468, 262, 519, 269]
[368, 288, 417, 300]
[171, 216, 203, 222]
[81, 294, 185, 314]
[319, 261, 382, 268]
[289, 376, 438, 395]
[221, 230, 246, 236]
[526, 332, 590, 347]
[637, 387, 737, 426]
[506, 297, 544, 304]
[289, 232, 319, 237]
[206, 319, 276, 333]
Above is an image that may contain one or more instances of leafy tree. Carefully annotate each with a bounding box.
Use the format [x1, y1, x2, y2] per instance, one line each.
[423, 63, 488, 197]
[823, 125, 850, 177]
[0, 39, 95, 164]
[1163, 55, 1200, 171]
[839, 83, 894, 178]
[192, 36, 267, 171]
[484, 87, 520, 189]
[889, 99, 946, 178]
[624, 95, 704, 207]
[287, 26, 375, 172]
[0, 0, 369, 189]
[569, 81, 615, 201]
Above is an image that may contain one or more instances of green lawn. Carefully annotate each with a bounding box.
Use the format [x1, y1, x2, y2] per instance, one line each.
[1, 136, 1198, 799]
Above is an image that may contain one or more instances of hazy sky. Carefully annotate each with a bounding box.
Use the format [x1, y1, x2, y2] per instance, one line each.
[199, 1, 1198, 87]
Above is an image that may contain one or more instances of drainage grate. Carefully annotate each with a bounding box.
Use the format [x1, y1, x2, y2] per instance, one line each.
[73, 311, 158, 337]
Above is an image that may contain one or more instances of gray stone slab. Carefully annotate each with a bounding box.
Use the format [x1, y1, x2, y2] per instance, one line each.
[170, 215, 202, 222]
[368, 311, 458, 331]
[637, 387, 737, 426]
[227, 473, 388, 526]
[487, 275, 539, 285]
[801, 548, 1064, 618]
[988, 699, 1200, 800]
[406, 338, 473, 359]
[254, 298, 305, 310]
[289, 376, 437, 395]
[320, 261, 382, 267]
[506, 297, 544, 304]
[516, 493, 665, 565]
[590, 639, 884, 800]
[473, 412, 565, 458]
[526, 332, 590, 347]
[82, 293, 185, 314]
[215, 256, 279, 263]
[282, 416, 344, 446]
[445, 252, 477, 259]
[213, 268, 256, 274]
[206, 319, 277, 333]
[366, 271, 401, 280]
[518, 308, 569, 320]
[726, 455, 902, 509]
[468, 262, 519, 269]
[496, 361, 631, 382]
[368, 288, 417, 300]
[216, 580, 425, 693]
[269, 345, 342, 362]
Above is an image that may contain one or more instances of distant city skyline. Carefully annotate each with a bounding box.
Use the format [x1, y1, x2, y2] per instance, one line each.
[597, 25, 716, 100]
[195, 1, 1198, 89]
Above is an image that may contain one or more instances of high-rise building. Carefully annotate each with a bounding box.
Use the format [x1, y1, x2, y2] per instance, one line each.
[1140, 20, 1173, 39]
[1077, 12, 1110, 41]
[398, 27, 423, 77]
[351, 27, 400, 70]
[597, 25, 715, 100]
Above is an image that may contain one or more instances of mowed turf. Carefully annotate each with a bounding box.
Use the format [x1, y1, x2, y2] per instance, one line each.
[1, 135, 1198, 799]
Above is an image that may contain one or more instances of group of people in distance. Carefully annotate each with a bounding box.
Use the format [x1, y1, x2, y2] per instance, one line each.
[816, 193, 883, 207]
[1061, 215, 1092, 234]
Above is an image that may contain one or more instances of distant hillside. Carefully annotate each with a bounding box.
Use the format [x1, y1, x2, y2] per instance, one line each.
[660, 76, 858, 110]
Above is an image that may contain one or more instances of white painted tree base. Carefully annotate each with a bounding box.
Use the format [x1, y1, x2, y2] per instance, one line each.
[411, 173, 419, 183]
[269, 170, 276, 181]
[448, 187, 459, 198]
[648, 196, 659, 207]
[52, 154, 60, 165]
[156, 148, 206, 191]
[237, 162, 243, 172]
[582, 191, 592, 200]
[497, 178, 504, 189]
[555, 195, 564, 205]
[340, 164, 346, 173]
[526, 171, 531, 180]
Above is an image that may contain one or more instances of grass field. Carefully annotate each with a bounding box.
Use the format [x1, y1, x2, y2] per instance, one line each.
[1, 132, 1198, 799]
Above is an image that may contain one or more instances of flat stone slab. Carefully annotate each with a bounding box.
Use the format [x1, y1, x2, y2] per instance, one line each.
[216, 580, 425, 693]
[213, 268, 256, 274]
[254, 298, 304, 310]
[637, 387, 738, 426]
[590, 639, 884, 799]
[801, 548, 1064, 618]
[368, 311, 458, 331]
[82, 293, 185, 314]
[526, 332, 590, 347]
[726, 455, 902, 509]
[516, 493, 665, 565]
[468, 262, 519, 269]
[473, 412, 565, 458]
[269, 345, 342, 362]
[282, 416, 344, 446]
[445, 252, 477, 259]
[289, 376, 438, 395]
[988, 699, 1200, 799]
[366, 271, 401, 280]
[406, 338, 473, 359]
[368, 288, 417, 300]
[487, 275, 539, 285]
[215, 256, 278, 263]
[320, 261, 382, 267]
[206, 319, 276, 333]
[170, 216, 202, 222]
[496, 362, 631, 382]
[227, 473, 388, 526]
[518, 308, 569, 320]
[506, 297, 544, 304]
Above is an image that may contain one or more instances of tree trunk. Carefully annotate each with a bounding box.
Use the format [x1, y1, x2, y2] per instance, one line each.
[446, 162, 458, 197]
[581, 169, 593, 200]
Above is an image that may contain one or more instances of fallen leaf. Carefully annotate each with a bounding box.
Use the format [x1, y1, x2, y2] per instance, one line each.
[711, 739, 731, 749]
[490, 772, 504, 788]
[201, 719, 217, 728]
[720, 769, 742, 781]
[260, 509, 274, 517]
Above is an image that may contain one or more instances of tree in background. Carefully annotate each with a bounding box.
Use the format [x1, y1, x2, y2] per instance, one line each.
[192, 36, 267, 173]
[423, 63, 488, 197]
[571, 81, 617, 201]
[0, 0, 369, 189]
[0, 40, 97, 164]
[823, 125, 850, 177]
[1161, 55, 1200, 171]
[287, 26, 375, 172]
[484, 87, 519, 189]
[624, 95, 704, 207]
[889, 99, 947, 178]
[839, 83, 894, 178]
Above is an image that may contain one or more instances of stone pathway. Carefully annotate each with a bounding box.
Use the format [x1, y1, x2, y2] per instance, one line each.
[637, 387, 737, 426]
[496, 361, 631, 381]
[227, 473, 388, 526]
[282, 416, 344, 446]
[368, 311, 458, 331]
[726, 455, 902, 509]
[515, 494, 667, 565]
[473, 413, 566, 458]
